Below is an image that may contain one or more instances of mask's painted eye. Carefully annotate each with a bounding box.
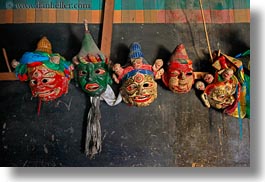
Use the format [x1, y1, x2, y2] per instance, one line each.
[170, 71, 180, 77]
[186, 72, 193, 76]
[44, 72, 56, 77]
[33, 72, 38, 77]
[143, 82, 153, 87]
[95, 68, 106, 75]
[30, 79, 37, 85]
[79, 70, 87, 76]
[126, 84, 137, 92]
[42, 78, 48, 83]
[41, 78, 54, 84]
[218, 95, 225, 100]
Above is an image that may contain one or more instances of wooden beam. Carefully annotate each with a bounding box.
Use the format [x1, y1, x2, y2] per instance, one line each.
[101, 0, 114, 58]
[0, 72, 18, 80]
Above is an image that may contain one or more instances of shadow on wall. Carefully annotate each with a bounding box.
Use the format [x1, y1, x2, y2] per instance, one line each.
[111, 43, 130, 66]
[226, 30, 250, 56]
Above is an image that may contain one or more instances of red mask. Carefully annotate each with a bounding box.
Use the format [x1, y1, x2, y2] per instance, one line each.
[28, 64, 69, 101]
[162, 44, 194, 93]
[163, 60, 194, 93]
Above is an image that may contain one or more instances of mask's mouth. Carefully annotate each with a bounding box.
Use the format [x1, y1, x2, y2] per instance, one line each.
[35, 88, 61, 99]
[173, 83, 188, 89]
[133, 94, 151, 103]
[171, 84, 191, 93]
[85, 83, 100, 92]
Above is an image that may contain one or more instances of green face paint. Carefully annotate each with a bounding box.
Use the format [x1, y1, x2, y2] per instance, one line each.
[77, 61, 112, 96]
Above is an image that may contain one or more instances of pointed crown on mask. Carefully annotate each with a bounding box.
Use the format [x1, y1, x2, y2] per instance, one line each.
[76, 26, 107, 65]
[35, 36, 52, 54]
[168, 44, 193, 71]
[129, 42, 144, 59]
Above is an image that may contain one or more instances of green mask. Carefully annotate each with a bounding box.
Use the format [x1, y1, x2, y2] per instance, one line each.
[77, 61, 112, 96]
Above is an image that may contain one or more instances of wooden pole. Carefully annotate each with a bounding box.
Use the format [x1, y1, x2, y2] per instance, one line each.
[0, 48, 17, 80]
[199, 0, 213, 62]
[2, 48, 12, 72]
[100, 0, 115, 58]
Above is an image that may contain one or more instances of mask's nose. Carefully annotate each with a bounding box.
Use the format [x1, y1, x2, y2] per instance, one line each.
[179, 72, 186, 80]
[87, 71, 95, 82]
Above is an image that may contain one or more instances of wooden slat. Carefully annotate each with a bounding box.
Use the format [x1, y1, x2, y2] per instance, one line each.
[101, 0, 114, 57]
[121, 10, 131, 23]
[91, 10, 102, 23]
[56, 9, 66, 23]
[25, 9, 36, 23]
[145, 10, 160, 23]
[78, 10, 92, 23]
[157, 10, 166, 23]
[0, 8, 251, 24]
[0, 10, 13, 24]
[233, 9, 250, 23]
[35, 9, 57, 23]
[113, 10, 122, 23]
[13, 9, 27, 23]
[0, 73, 18, 80]
[121, 0, 136, 23]
[135, 10, 144, 23]
[69, 10, 79, 23]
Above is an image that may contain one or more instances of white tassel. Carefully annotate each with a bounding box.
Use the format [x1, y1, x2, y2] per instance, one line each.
[85, 96, 102, 158]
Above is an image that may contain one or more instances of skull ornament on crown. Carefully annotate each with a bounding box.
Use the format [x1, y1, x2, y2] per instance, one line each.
[13, 36, 73, 102]
[112, 42, 164, 107]
[162, 44, 194, 93]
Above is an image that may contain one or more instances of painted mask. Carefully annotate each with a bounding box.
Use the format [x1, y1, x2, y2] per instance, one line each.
[202, 76, 238, 109]
[73, 28, 112, 97]
[13, 37, 73, 102]
[113, 42, 163, 107]
[28, 64, 70, 101]
[199, 51, 249, 119]
[76, 56, 112, 96]
[120, 70, 157, 107]
[72, 21, 122, 159]
[162, 44, 194, 93]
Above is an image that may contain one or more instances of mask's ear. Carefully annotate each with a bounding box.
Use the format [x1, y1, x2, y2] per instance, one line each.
[72, 56, 80, 65]
[201, 93, 210, 108]
[11, 59, 20, 68]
